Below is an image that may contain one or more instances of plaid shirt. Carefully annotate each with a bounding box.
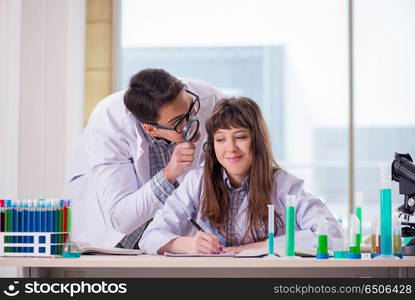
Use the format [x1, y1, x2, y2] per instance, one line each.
[223, 171, 249, 246]
[118, 133, 178, 249]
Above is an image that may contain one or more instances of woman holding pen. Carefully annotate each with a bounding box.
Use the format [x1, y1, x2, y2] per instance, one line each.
[139, 97, 342, 254]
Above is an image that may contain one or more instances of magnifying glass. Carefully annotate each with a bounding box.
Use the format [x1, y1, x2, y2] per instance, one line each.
[182, 119, 200, 142]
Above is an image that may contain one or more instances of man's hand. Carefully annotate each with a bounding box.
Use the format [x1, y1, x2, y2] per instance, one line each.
[163, 142, 196, 183]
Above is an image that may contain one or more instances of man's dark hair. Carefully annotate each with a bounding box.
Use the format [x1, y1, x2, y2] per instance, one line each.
[124, 68, 185, 124]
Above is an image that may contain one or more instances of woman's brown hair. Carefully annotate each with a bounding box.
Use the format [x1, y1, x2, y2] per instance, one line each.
[201, 97, 283, 243]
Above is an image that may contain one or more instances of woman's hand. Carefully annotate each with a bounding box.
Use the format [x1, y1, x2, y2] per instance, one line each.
[158, 232, 223, 254]
[186, 231, 223, 253]
[223, 240, 267, 254]
[222, 246, 242, 254]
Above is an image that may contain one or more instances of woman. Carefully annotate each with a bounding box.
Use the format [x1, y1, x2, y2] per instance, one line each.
[139, 97, 342, 254]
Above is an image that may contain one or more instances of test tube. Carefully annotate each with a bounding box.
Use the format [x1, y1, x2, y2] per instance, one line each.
[22, 200, 28, 253]
[393, 215, 403, 259]
[28, 199, 34, 252]
[267, 204, 274, 256]
[52, 199, 58, 242]
[0, 200, 4, 253]
[59, 199, 64, 247]
[38, 199, 47, 249]
[12, 200, 18, 253]
[39, 199, 47, 232]
[379, 164, 393, 257]
[47, 199, 53, 233]
[5, 200, 12, 252]
[349, 214, 361, 259]
[378, 227, 382, 255]
[51, 199, 58, 254]
[34, 199, 40, 233]
[63, 200, 68, 244]
[67, 200, 72, 233]
[63, 200, 67, 231]
[316, 216, 329, 259]
[285, 195, 296, 257]
[62, 199, 81, 257]
[0, 199, 4, 233]
[333, 237, 348, 259]
[355, 192, 363, 248]
[17, 200, 22, 253]
[371, 219, 380, 258]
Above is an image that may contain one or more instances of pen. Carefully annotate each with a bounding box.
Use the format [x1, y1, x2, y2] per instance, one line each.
[188, 216, 225, 252]
[187, 216, 204, 232]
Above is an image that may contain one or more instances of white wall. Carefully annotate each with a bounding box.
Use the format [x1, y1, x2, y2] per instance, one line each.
[18, 0, 85, 197]
[0, 0, 21, 198]
[0, 0, 85, 277]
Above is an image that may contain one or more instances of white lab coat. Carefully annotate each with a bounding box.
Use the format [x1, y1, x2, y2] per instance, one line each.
[64, 78, 227, 247]
[139, 167, 343, 254]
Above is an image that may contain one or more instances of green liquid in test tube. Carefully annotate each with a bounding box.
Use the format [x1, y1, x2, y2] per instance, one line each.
[349, 214, 361, 259]
[355, 192, 363, 253]
[316, 216, 329, 259]
[5, 200, 12, 245]
[285, 195, 295, 257]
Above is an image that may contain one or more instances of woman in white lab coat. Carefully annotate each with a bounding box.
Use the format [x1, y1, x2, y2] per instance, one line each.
[139, 97, 343, 254]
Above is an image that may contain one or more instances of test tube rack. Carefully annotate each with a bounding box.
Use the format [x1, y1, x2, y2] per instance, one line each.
[0, 232, 69, 257]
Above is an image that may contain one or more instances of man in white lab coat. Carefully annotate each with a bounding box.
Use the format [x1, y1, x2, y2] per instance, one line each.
[65, 69, 226, 248]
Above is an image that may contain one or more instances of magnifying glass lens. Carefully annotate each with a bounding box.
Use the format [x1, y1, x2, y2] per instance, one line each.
[182, 119, 199, 142]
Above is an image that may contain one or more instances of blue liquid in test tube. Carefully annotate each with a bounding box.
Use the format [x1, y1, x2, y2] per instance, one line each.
[268, 204, 274, 256]
[376, 164, 398, 260]
[380, 164, 392, 256]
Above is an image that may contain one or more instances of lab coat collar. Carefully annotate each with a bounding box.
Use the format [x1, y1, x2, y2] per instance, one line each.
[222, 168, 249, 192]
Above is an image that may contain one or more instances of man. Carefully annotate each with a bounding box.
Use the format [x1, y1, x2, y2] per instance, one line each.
[65, 69, 226, 248]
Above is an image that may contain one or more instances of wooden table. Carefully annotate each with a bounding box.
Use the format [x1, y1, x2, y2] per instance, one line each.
[1, 255, 415, 278]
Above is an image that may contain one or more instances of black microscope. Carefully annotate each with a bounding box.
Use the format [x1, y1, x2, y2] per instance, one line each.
[391, 152, 415, 255]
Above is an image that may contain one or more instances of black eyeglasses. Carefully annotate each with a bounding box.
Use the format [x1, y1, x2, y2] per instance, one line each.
[149, 89, 200, 134]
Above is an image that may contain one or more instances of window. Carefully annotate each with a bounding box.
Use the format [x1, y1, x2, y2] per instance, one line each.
[354, 0, 415, 235]
[119, 0, 415, 229]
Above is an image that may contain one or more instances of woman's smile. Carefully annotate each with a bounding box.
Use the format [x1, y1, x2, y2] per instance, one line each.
[226, 155, 243, 162]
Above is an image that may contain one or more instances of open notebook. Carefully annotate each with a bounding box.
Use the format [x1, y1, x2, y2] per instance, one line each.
[236, 246, 324, 257]
[74, 241, 143, 255]
[164, 246, 329, 258]
[164, 252, 235, 257]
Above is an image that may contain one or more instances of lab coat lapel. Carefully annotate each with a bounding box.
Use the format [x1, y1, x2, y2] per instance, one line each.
[133, 121, 150, 183]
